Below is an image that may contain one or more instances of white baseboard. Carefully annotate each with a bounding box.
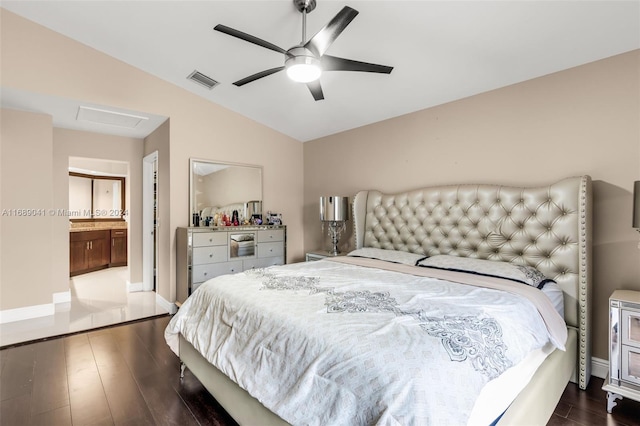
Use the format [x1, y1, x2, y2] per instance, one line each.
[155, 293, 178, 315]
[1, 290, 69, 323]
[127, 281, 144, 292]
[53, 290, 71, 304]
[592, 357, 609, 379]
[0, 303, 54, 324]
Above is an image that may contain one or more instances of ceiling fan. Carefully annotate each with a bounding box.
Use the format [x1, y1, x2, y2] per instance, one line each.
[214, 0, 393, 101]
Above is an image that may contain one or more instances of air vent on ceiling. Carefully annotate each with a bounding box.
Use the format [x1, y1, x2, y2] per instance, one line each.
[187, 70, 219, 90]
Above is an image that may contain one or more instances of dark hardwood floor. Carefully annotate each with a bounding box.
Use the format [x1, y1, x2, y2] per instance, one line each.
[1, 316, 638, 425]
[0, 316, 237, 426]
[549, 376, 640, 426]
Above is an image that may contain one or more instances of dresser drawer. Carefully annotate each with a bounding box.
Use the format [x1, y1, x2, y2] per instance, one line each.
[257, 229, 284, 243]
[111, 229, 127, 238]
[622, 308, 640, 349]
[193, 232, 227, 247]
[258, 242, 284, 258]
[192, 245, 228, 265]
[243, 256, 285, 270]
[621, 346, 640, 386]
[193, 261, 243, 282]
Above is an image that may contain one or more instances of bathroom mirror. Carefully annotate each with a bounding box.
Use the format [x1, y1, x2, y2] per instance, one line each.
[189, 159, 262, 226]
[69, 172, 126, 221]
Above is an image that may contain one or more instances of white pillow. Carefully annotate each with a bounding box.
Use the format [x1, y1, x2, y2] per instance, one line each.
[347, 247, 426, 266]
[541, 282, 565, 318]
[417, 255, 555, 289]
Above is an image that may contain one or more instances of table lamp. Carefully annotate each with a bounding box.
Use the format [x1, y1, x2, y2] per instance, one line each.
[320, 196, 349, 255]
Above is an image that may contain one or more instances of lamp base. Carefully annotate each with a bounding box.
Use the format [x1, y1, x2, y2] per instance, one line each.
[326, 220, 346, 256]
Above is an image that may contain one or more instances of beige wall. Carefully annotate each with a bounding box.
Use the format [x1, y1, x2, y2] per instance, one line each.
[53, 128, 144, 285]
[304, 50, 640, 360]
[202, 165, 262, 209]
[1, 9, 304, 306]
[1, 109, 55, 310]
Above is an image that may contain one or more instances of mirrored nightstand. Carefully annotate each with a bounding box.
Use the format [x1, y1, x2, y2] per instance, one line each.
[305, 250, 340, 262]
[602, 289, 640, 413]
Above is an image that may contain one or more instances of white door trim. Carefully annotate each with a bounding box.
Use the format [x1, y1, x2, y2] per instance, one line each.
[142, 151, 158, 292]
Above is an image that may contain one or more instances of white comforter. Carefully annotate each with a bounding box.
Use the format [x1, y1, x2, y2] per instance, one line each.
[165, 258, 563, 426]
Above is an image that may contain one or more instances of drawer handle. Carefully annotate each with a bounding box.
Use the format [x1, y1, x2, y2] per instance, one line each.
[209, 254, 213, 258]
[230, 268, 235, 272]
[203, 272, 208, 276]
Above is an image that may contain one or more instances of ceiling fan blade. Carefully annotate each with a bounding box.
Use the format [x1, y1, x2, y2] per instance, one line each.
[304, 6, 359, 57]
[233, 67, 285, 87]
[214, 24, 288, 55]
[306, 80, 324, 101]
[321, 55, 393, 74]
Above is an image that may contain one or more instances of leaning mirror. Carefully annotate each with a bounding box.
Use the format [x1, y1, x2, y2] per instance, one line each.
[189, 159, 263, 226]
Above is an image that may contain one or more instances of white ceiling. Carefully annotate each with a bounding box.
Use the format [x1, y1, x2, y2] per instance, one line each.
[1, 87, 168, 139]
[1, 1, 639, 142]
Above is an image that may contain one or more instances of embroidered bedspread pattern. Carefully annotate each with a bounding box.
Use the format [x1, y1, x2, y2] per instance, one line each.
[329, 256, 568, 351]
[165, 260, 559, 426]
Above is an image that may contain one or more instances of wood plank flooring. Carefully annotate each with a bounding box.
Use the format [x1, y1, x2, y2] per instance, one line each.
[1, 315, 639, 425]
[549, 376, 640, 426]
[0, 316, 236, 426]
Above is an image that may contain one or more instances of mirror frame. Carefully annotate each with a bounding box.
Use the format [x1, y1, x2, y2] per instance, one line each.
[69, 172, 126, 222]
[189, 158, 263, 226]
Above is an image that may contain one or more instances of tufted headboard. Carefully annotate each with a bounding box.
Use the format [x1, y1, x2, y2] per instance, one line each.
[353, 176, 592, 388]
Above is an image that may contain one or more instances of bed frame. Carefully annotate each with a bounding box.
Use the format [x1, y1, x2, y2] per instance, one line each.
[179, 175, 592, 425]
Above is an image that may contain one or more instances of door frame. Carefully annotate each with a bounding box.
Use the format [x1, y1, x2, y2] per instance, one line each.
[142, 151, 158, 292]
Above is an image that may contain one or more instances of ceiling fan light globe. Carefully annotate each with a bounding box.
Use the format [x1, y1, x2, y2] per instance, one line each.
[285, 55, 322, 83]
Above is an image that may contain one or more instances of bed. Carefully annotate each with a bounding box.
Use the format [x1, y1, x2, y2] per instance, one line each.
[166, 176, 592, 425]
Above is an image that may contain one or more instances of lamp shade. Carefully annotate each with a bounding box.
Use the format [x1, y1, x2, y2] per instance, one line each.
[320, 196, 349, 222]
[633, 181, 640, 228]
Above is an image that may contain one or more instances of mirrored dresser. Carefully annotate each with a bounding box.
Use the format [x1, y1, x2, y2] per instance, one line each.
[603, 289, 640, 413]
[176, 226, 286, 304]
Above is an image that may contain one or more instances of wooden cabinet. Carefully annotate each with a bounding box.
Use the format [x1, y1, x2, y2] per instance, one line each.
[603, 290, 640, 413]
[70, 239, 90, 274]
[70, 228, 127, 276]
[176, 226, 286, 304]
[69, 230, 111, 276]
[110, 229, 128, 267]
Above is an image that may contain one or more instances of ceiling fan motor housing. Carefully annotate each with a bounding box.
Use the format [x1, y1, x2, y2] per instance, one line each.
[294, 0, 316, 13]
[286, 46, 318, 63]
